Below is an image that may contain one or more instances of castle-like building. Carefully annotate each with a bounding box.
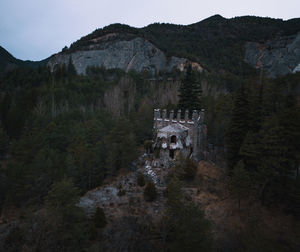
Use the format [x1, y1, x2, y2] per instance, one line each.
[153, 108, 207, 166]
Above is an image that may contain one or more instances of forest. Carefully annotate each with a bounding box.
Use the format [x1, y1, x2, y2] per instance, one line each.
[0, 60, 299, 251]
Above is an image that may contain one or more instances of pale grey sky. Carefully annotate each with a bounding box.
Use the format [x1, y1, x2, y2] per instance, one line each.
[0, 0, 299, 61]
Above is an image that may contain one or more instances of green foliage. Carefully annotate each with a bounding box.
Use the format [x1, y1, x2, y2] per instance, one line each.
[43, 178, 88, 251]
[144, 180, 157, 202]
[167, 203, 213, 252]
[164, 178, 213, 251]
[154, 148, 160, 158]
[0, 66, 155, 207]
[178, 65, 202, 111]
[94, 207, 107, 228]
[45, 178, 81, 210]
[137, 172, 146, 187]
[166, 176, 182, 208]
[184, 158, 198, 180]
[225, 85, 250, 171]
[143, 140, 152, 153]
[105, 119, 138, 175]
[173, 155, 197, 180]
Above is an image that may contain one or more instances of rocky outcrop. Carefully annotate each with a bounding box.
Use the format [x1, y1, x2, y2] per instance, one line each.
[47, 35, 203, 75]
[245, 32, 300, 77]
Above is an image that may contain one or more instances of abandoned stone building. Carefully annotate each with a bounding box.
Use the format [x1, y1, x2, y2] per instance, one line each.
[153, 108, 207, 166]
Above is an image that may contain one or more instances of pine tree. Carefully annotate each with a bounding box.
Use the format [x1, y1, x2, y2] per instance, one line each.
[178, 64, 202, 112]
[225, 85, 250, 171]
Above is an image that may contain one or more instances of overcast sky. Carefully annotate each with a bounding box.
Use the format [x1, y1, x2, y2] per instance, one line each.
[0, 0, 299, 61]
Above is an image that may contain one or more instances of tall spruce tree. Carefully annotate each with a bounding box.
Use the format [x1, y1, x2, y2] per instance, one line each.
[225, 85, 250, 171]
[178, 65, 202, 112]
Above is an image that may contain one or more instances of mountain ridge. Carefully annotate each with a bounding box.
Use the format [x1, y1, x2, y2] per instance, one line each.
[1, 15, 300, 77]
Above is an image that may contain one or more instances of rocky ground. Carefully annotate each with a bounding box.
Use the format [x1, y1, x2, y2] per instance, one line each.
[79, 154, 299, 250]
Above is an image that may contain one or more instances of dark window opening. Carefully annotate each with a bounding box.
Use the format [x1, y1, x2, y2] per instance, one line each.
[171, 135, 176, 144]
[169, 149, 175, 159]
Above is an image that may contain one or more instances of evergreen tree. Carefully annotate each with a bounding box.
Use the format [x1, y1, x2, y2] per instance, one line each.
[225, 85, 250, 171]
[166, 176, 182, 209]
[178, 64, 202, 112]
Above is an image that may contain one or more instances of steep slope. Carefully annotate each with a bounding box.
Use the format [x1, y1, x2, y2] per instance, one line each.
[0, 46, 20, 72]
[0, 46, 49, 74]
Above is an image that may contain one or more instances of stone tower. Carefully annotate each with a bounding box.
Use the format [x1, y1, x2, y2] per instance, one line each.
[153, 108, 207, 165]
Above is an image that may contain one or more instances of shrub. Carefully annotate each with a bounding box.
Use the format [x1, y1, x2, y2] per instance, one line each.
[144, 140, 152, 153]
[94, 207, 107, 228]
[137, 172, 146, 187]
[184, 158, 198, 180]
[144, 180, 157, 202]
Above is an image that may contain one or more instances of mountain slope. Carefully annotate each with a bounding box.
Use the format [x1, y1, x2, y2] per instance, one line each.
[54, 15, 300, 77]
[48, 36, 203, 75]
[0, 46, 20, 72]
[0, 46, 49, 74]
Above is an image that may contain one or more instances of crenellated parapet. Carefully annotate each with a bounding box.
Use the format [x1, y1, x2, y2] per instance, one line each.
[153, 108, 207, 162]
[154, 108, 205, 130]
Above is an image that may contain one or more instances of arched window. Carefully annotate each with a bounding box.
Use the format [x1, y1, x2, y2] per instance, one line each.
[170, 135, 176, 144]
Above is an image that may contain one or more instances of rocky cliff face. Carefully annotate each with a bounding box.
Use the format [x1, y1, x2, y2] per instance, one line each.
[47, 35, 202, 75]
[245, 32, 300, 77]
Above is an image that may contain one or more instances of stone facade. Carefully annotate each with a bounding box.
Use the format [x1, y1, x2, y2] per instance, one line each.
[153, 108, 207, 167]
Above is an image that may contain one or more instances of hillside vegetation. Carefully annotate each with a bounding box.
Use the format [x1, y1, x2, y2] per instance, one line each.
[0, 15, 299, 251]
